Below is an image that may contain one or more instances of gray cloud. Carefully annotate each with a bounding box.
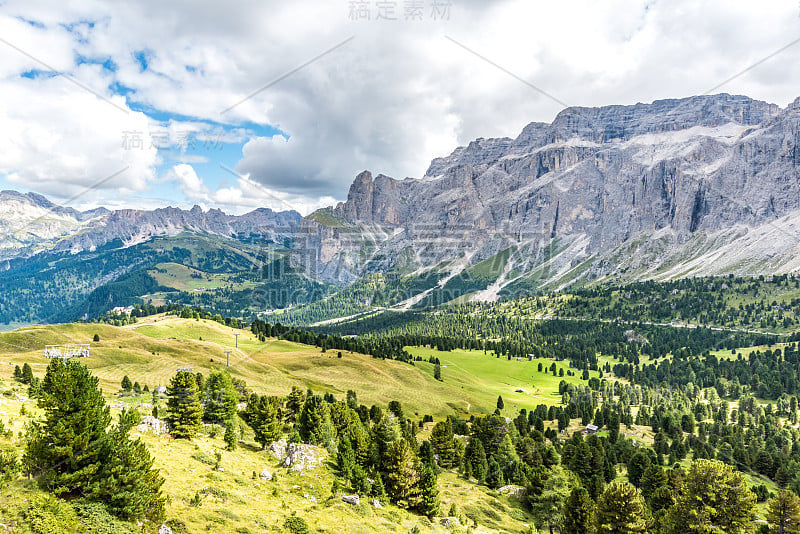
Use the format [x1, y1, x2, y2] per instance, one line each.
[1, 0, 800, 212]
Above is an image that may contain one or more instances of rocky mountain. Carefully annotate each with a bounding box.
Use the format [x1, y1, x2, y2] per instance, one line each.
[0, 192, 301, 261]
[299, 93, 800, 304]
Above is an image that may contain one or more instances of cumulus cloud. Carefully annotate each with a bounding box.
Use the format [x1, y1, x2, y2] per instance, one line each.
[1, 0, 799, 212]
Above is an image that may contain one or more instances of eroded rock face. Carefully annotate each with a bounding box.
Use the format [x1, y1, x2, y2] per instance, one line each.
[267, 438, 288, 461]
[282, 442, 328, 472]
[298, 94, 800, 291]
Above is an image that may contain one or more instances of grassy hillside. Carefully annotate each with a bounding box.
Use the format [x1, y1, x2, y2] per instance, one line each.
[0, 380, 535, 533]
[0, 316, 596, 421]
[0, 316, 550, 533]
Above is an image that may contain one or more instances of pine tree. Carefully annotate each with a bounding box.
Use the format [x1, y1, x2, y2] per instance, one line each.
[626, 451, 651, 488]
[91, 410, 166, 521]
[383, 439, 421, 508]
[465, 436, 488, 482]
[121, 375, 132, 391]
[13, 365, 22, 382]
[532, 466, 575, 534]
[22, 361, 164, 522]
[417, 464, 440, 518]
[23, 359, 111, 495]
[297, 394, 335, 448]
[285, 385, 306, 422]
[486, 457, 505, 489]
[639, 464, 667, 501]
[496, 396, 504, 411]
[244, 395, 282, 449]
[434, 363, 441, 381]
[224, 420, 237, 450]
[596, 482, 648, 533]
[563, 487, 596, 534]
[203, 370, 239, 425]
[766, 490, 800, 534]
[21, 363, 33, 385]
[166, 370, 203, 439]
[430, 419, 457, 468]
[663, 460, 756, 534]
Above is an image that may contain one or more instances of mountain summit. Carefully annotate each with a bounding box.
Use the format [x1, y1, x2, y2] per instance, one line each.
[300, 93, 800, 297]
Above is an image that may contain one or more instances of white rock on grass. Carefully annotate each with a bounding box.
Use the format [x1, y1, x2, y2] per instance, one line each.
[260, 469, 272, 480]
[282, 442, 327, 472]
[342, 495, 360, 505]
[136, 416, 169, 436]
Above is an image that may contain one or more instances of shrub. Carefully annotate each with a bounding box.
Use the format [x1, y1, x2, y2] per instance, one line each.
[0, 449, 20, 482]
[283, 513, 310, 534]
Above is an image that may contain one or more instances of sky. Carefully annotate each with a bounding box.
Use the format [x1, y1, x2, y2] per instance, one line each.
[0, 0, 799, 216]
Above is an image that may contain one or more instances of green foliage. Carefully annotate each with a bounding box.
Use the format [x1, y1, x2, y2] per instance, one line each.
[166, 370, 203, 439]
[563, 486, 596, 534]
[283, 512, 311, 534]
[383, 439, 421, 508]
[121, 375, 132, 391]
[416, 464, 440, 518]
[663, 459, 757, 534]
[21, 360, 165, 522]
[22, 363, 33, 385]
[243, 394, 283, 449]
[766, 491, 800, 534]
[297, 394, 335, 448]
[24, 359, 111, 495]
[224, 421, 237, 451]
[18, 494, 84, 534]
[0, 448, 20, 482]
[596, 481, 648, 534]
[203, 370, 240, 425]
[429, 419, 458, 469]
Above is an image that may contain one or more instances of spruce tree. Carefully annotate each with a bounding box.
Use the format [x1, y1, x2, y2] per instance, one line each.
[23, 359, 111, 495]
[224, 420, 237, 450]
[596, 482, 647, 534]
[23, 361, 165, 522]
[21, 363, 33, 385]
[166, 370, 203, 439]
[496, 396, 504, 411]
[639, 464, 668, 502]
[13, 365, 22, 382]
[121, 375, 132, 391]
[563, 486, 596, 534]
[417, 464, 440, 518]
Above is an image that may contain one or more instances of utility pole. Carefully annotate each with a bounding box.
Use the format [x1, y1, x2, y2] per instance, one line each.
[234, 333, 240, 348]
[224, 350, 232, 368]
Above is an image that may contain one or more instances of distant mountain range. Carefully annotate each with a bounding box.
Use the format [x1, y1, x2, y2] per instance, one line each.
[0, 190, 301, 261]
[1, 93, 799, 323]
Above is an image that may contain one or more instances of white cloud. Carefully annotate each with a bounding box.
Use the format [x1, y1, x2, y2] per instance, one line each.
[1, 0, 799, 212]
[166, 163, 335, 215]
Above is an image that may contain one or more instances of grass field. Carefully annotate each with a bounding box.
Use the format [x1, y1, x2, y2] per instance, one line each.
[407, 346, 603, 414]
[0, 316, 599, 423]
